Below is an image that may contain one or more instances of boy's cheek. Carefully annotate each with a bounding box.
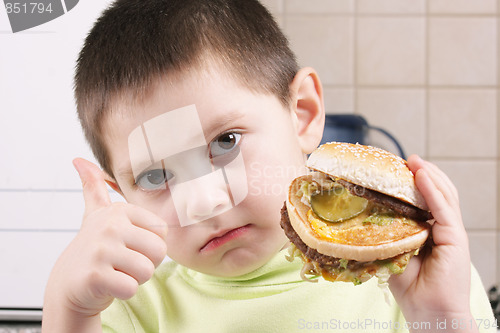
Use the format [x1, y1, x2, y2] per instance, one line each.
[151, 198, 183, 227]
[122, 191, 182, 227]
[247, 178, 287, 198]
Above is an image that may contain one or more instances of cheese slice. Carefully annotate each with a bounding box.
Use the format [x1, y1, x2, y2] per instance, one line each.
[307, 209, 426, 246]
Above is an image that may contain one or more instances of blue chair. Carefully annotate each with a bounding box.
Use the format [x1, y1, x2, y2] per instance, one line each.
[320, 114, 406, 159]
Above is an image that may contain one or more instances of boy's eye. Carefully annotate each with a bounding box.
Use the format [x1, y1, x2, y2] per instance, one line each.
[136, 168, 173, 191]
[209, 132, 241, 158]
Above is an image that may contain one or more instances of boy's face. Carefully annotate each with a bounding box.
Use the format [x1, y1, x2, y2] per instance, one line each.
[104, 67, 309, 277]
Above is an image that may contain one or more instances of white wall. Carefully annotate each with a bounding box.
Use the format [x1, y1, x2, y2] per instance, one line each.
[0, 1, 116, 309]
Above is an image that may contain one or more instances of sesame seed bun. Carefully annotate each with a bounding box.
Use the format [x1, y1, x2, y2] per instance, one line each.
[307, 142, 428, 211]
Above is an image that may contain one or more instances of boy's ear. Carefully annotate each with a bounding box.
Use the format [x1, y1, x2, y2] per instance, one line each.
[290, 67, 325, 154]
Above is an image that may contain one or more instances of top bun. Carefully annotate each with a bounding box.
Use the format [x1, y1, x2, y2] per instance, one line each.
[307, 142, 428, 211]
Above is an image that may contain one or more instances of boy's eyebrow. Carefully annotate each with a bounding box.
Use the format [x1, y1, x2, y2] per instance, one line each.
[202, 110, 246, 141]
[116, 158, 164, 181]
[115, 167, 135, 181]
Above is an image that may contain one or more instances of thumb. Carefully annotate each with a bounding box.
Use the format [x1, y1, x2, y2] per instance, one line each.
[73, 158, 112, 214]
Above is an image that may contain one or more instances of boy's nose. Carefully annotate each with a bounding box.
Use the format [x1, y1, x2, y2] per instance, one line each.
[169, 170, 233, 227]
[186, 184, 231, 221]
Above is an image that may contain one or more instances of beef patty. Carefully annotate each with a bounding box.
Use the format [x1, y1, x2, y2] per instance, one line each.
[280, 203, 364, 270]
[336, 179, 432, 222]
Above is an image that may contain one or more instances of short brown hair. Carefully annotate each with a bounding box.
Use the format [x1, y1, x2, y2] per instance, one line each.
[75, 0, 299, 178]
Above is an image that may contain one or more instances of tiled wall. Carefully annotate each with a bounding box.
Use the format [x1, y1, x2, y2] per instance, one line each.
[261, 0, 499, 290]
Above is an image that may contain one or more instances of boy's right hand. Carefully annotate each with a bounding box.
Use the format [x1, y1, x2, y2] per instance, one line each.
[42, 158, 167, 331]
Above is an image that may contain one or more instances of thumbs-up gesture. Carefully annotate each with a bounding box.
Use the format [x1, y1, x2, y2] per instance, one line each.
[42, 158, 168, 332]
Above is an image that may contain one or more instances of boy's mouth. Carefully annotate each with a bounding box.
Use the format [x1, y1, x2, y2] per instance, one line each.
[200, 224, 251, 252]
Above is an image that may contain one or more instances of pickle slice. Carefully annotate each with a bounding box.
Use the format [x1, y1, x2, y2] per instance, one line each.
[310, 186, 368, 223]
[363, 212, 395, 226]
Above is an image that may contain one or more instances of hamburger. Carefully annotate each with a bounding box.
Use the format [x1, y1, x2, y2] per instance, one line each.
[280, 142, 432, 286]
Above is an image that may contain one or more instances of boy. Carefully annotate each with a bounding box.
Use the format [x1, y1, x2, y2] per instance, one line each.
[42, 0, 495, 332]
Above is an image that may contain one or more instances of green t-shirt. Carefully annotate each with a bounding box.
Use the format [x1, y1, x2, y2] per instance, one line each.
[102, 249, 496, 332]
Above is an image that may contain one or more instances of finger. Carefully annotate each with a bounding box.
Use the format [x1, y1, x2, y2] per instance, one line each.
[112, 247, 156, 285]
[415, 169, 460, 228]
[73, 158, 112, 214]
[408, 156, 459, 209]
[418, 162, 460, 213]
[125, 204, 168, 241]
[123, 225, 168, 267]
[389, 252, 422, 297]
[422, 161, 459, 204]
[406, 154, 426, 174]
[85, 264, 138, 301]
[104, 269, 140, 300]
[416, 168, 469, 248]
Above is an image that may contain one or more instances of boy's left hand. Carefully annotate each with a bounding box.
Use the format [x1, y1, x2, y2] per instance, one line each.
[389, 155, 478, 331]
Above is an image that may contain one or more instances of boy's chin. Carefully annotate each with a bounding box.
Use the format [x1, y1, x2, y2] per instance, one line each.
[195, 245, 285, 278]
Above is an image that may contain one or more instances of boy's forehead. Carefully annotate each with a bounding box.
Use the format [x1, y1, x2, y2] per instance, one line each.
[107, 66, 277, 178]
